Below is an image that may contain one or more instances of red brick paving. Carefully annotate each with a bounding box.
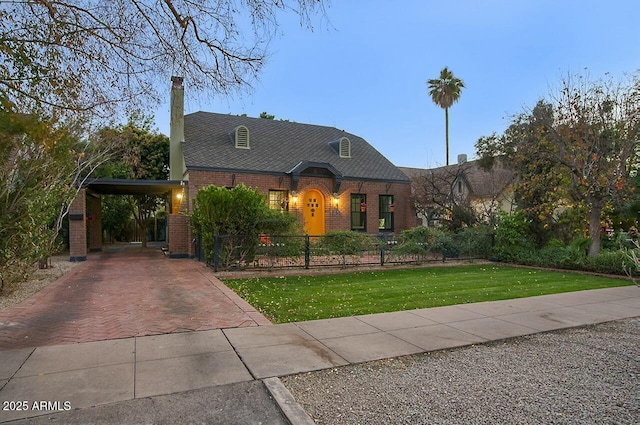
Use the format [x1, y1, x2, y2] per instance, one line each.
[0, 248, 271, 350]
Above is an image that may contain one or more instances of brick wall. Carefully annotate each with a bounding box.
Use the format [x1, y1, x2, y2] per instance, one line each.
[187, 169, 415, 234]
[318, 179, 413, 234]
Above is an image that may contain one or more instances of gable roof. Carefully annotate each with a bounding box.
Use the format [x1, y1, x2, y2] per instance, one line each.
[399, 159, 514, 198]
[183, 112, 409, 182]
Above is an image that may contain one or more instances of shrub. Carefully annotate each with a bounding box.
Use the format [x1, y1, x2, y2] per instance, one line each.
[0, 110, 85, 289]
[492, 211, 534, 261]
[624, 241, 640, 283]
[317, 231, 375, 267]
[524, 246, 583, 269]
[395, 226, 493, 260]
[191, 184, 297, 265]
[396, 227, 437, 256]
[435, 232, 458, 258]
[497, 242, 637, 277]
[583, 250, 637, 276]
[395, 227, 448, 260]
[455, 225, 494, 258]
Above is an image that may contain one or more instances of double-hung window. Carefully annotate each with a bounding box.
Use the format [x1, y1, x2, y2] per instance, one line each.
[379, 195, 394, 231]
[350, 194, 366, 231]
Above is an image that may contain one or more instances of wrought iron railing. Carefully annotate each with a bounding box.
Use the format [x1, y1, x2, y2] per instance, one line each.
[195, 232, 493, 272]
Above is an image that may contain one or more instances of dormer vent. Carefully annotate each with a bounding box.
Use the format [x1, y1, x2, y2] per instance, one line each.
[339, 137, 351, 158]
[329, 137, 351, 158]
[233, 125, 250, 149]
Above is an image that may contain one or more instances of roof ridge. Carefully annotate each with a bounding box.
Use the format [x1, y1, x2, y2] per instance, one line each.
[186, 111, 355, 136]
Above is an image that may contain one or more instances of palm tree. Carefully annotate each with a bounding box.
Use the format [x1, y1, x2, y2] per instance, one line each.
[427, 67, 465, 165]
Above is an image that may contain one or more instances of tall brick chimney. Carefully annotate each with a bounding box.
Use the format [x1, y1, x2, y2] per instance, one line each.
[170, 76, 186, 181]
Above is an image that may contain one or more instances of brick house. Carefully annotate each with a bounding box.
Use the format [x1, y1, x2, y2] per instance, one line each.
[67, 78, 413, 261]
[166, 77, 413, 257]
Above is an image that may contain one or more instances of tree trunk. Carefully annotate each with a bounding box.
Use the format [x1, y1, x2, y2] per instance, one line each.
[140, 219, 147, 248]
[445, 107, 450, 166]
[587, 198, 602, 257]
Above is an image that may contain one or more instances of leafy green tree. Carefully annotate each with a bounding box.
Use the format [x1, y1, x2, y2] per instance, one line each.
[94, 115, 169, 247]
[553, 73, 639, 256]
[613, 161, 640, 230]
[101, 195, 132, 243]
[477, 72, 640, 256]
[190, 184, 297, 265]
[427, 67, 465, 165]
[477, 102, 567, 247]
[0, 102, 108, 288]
[259, 112, 276, 120]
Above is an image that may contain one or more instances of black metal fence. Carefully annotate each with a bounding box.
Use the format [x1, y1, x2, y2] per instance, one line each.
[195, 232, 493, 272]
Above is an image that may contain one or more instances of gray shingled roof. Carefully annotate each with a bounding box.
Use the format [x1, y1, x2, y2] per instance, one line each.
[183, 112, 409, 182]
[399, 160, 514, 198]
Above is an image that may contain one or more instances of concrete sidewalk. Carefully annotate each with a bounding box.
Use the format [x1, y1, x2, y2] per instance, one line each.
[1, 285, 638, 423]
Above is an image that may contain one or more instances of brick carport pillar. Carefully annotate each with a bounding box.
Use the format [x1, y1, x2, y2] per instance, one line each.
[69, 189, 87, 262]
[168, 186, 191, 258]
[87, 193, 102, 252]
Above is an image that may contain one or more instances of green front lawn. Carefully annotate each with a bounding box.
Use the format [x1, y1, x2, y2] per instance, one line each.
[222, 265, 632, 323]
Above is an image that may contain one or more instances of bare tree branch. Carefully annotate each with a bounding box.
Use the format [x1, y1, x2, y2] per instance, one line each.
[0, 0, 327, 117]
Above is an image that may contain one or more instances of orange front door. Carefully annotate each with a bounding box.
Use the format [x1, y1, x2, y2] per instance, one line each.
[302, 189, 325, 235]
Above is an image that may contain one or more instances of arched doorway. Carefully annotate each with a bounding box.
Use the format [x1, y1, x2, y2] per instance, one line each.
[302, 189, 325, 235]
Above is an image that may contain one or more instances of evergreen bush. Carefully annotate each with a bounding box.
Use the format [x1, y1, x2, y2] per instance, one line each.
[316, 231, 375, 267]
[492, 211, 533, 261]
[395, 227, 445, 259]
[190, 184, 297, 266]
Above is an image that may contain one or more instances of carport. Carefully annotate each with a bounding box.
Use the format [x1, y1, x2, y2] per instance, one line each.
[68, 178, 189, 261]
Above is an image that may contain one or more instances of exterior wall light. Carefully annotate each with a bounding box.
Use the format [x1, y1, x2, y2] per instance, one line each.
[172, 189, 185, 214]
[291, 191, 298, 206]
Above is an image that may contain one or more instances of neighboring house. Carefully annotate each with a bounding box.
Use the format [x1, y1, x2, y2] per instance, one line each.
[167, 77, 413, 257]
[399, 155, 515, 227]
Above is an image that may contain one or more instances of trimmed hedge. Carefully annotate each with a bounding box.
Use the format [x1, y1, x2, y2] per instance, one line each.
[495, 246, 638, 276]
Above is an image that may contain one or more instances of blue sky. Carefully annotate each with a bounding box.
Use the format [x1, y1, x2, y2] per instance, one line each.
[154, 0, 639, 169]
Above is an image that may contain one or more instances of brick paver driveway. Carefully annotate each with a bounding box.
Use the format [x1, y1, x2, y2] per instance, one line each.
[0, 248, 270, 350]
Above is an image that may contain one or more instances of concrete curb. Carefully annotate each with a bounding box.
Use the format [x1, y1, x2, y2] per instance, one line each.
[263, 377, 316, 425]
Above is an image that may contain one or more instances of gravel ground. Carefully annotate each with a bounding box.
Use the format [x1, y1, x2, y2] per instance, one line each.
[0, 254, 80, 312]
[282, 318, 639, 425]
